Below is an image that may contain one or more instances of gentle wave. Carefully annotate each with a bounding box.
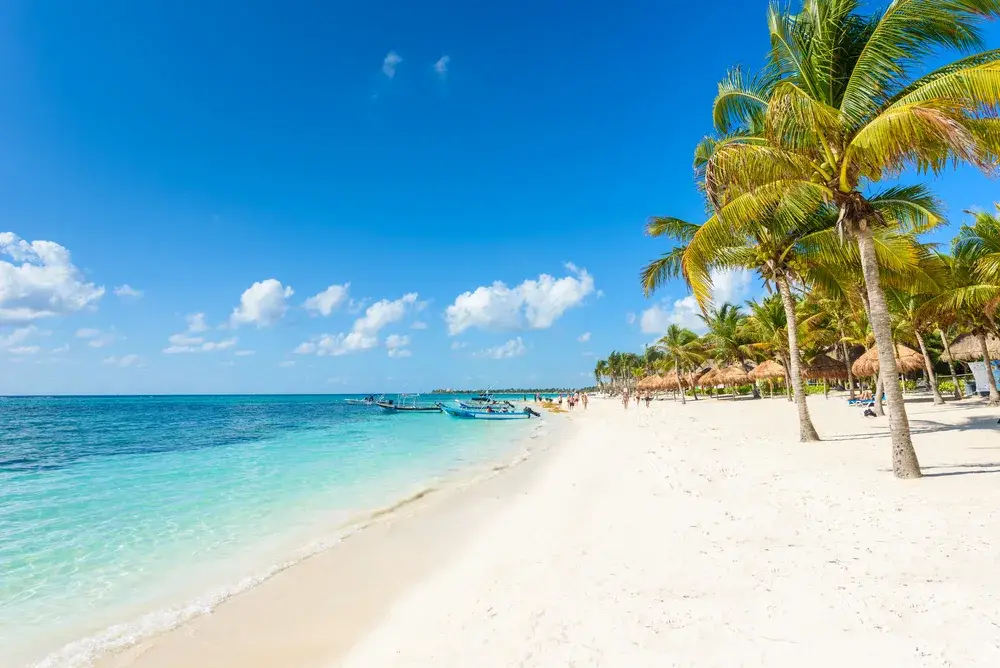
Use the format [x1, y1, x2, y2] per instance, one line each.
[27, 419, 552, 668]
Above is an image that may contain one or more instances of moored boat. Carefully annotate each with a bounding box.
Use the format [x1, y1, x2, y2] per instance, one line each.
[345, 395, 378, 406]
[442, 404, 539, 420]
[376, 395, 442, 413]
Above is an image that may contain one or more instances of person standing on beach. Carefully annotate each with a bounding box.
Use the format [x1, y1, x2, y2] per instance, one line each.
[622, 391, 629, 410]
[582, 392, 588, 409]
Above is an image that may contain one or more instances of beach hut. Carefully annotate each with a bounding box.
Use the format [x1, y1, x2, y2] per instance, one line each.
[802, 354, 848, 398]
[636, 375, 664, 392]
[698, 368, 719, 391]
[749, 359, 786, 398]
[717, 364, 750, 400]
[851, 344, 925, 379]
[939, 333, 1000, 362]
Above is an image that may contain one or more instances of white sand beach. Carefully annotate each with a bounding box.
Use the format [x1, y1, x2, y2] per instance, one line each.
[96, 395, 1000, 668]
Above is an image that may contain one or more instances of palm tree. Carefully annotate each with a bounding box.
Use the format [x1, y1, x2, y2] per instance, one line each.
[641, 205, 844, 440]
[594, 359, 610, 393]
[743, 294, 792, 399]
[656, 324, 704, 405]
[700, 0, 1000, 477]
[886, 287, 945, 405]
[923, 210, 1000, 405]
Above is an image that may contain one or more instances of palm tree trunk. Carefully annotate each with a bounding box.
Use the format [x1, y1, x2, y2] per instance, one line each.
[856, 227, 921, 478]
[914, 330, 944, 405]
[977, 332, 1000, 406]
[841, 339, 855, 400]
[675, 355, 687, 405]
[776, 276, 820, 442]
[939, 330, 962, 399]
[874, 373, 885, 417]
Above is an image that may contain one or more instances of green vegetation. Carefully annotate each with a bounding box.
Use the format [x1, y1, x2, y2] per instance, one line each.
[619, 0, 1000, 479]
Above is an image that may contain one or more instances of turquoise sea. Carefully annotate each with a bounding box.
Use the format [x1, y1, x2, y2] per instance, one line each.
[0, 395, 543, 668]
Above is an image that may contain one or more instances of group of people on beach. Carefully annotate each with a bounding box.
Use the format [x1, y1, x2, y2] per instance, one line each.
[554, 392, 588, 409]
[620, 391, 652, 410]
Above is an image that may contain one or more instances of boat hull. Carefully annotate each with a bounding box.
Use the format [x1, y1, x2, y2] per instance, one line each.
[376, 402, 442, 414]
[442, 405, 533, 420]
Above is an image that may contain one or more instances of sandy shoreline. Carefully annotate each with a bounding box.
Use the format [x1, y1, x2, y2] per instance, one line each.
[74, 413, 572, 668]
[73, 394, 1000, 667]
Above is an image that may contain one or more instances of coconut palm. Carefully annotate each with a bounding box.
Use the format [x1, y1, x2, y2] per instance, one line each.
[699, 0, 1000, 477]
[886, 287, 945, 404]
[641, 204, 856, 440]
[655, 325, 705, 405]
[920, 249, 999, 405]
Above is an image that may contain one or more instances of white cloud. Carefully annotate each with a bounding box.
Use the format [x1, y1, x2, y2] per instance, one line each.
[445, 264, 595, 335]
[230, 279, 294, 328]
[51, 343, 70, 354]
[434, 55, 450, 76]
[0, 232, 105, 321]
[201, 338, 237, 352]
[9, 345, 40, 355]
[76, 328, 116, 348]
[626, 312, 636, 325]
[103, 354, 140, 368]
[639, 269, 752, 335]
[296, 293, 418, 356]
[114, 284, 143, 299]
[386, 333, 412, 358]
[451, 341, 468, 350]
[382, 51, 402, 78]
[410, 321, 428, 330]
[279, 360, 295, 368]
[163, 314, 239, 354]
[186, 313, 209, 332]
[235, 350, 255, 356]
[476, 337, 526, 360]
[577, 331, 591, 343]
[304, 283, 350, 316]
[1, 325, 46, 349]
[711, 269, 753, 304]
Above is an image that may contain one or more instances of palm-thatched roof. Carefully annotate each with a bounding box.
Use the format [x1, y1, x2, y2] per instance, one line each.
[802, 354, 849, 380]
[940, 333, 1000, 363]
[851, 344, 925, 378]
[749, 359, 786, 380]
[636, 375, 663, 391]
[684, 369, 705, 388]
[698, 368, 719, 387]
[717, 364, 750, 385]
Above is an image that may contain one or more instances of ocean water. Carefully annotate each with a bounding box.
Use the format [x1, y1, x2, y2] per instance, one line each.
[0, 395, 541, 668]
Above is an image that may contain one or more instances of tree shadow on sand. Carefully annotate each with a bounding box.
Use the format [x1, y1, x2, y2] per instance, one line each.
[822, 413, 997, 443]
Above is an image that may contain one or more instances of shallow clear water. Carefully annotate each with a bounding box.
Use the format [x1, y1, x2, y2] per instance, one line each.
[0, 395, 537, 667]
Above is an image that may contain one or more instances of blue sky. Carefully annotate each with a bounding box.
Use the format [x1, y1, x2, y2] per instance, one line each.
[2, 0, 999, 394]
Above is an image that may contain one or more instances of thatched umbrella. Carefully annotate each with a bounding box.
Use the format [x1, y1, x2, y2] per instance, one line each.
[698, 368, 719, 388]
[749, 359, 786, 380]
[852, 344, 925, 378]
[802, 354, 848, 380]
[749, 359, 786, 399]
[662, 369, 680, 390]
[636, 375, 662, 391]
[715, 364, 750, 399]
[940, 333, 1000, 362]
[718, 364, 750, 385]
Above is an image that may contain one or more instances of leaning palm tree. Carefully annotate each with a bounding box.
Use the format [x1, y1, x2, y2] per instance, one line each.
[700, 0, 1000, 477]
[656, 324, 705, 405]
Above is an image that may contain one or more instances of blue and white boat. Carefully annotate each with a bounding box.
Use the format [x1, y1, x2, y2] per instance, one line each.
[441, 404, 539, 420]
